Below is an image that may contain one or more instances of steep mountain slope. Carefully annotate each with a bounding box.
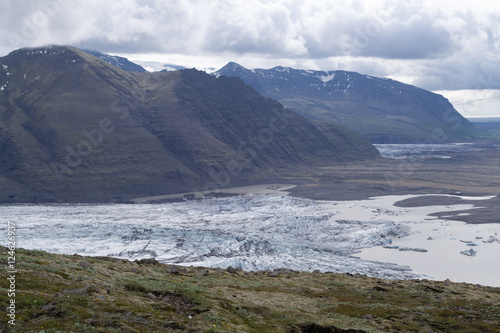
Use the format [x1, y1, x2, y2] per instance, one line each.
[0, 46, 378, 203]
[83, 49, 148, 73]
[216, 63, 479, 143]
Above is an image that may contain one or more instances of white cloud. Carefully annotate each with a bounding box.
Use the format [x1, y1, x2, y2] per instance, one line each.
[0, 0, 499, 96]
[436, 90, 500, 117]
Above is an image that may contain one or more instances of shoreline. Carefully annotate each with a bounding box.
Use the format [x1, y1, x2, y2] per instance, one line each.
[356, 219, 500, 287]
[318, 194, 500, 287]
[130, 183, 296, 203]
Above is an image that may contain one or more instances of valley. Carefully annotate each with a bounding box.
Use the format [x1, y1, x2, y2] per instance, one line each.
[1, 46, 500, 332]
[2, 0, 500, 330]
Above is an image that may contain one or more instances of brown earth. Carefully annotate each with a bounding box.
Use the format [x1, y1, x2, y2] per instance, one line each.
[283, 145, 500, 223]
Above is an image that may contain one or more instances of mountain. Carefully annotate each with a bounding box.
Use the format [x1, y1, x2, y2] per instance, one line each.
[0, 46, 378, 203]
[82, 50, 186, 73]
[216, 62, 479, 143]
[83, 49, 148, 73]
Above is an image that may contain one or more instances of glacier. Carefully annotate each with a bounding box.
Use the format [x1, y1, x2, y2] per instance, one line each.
[1, 195, 421, 279]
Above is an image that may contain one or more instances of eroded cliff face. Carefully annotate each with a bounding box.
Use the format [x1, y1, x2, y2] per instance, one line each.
[0, 46, 378, 202]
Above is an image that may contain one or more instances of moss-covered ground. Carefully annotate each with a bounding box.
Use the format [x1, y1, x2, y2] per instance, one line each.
[1, 247, 499, 332]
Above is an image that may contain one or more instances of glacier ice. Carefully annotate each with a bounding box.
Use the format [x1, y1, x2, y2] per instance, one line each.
[0, 196, 420, 279]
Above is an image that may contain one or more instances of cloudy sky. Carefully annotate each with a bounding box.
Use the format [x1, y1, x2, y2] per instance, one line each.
[1, 0, 499, 116]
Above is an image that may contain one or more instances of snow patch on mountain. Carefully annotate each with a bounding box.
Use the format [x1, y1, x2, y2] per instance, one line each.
[319, 73, 335, 84]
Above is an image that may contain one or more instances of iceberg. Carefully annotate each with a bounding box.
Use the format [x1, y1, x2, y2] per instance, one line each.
[460, 249, 477, 256]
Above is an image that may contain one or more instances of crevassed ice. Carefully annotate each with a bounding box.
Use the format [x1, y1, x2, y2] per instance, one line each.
[0, 196, 419, 279]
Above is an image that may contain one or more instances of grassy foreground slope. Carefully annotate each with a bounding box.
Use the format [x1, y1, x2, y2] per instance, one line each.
[1, 247, 499, 332]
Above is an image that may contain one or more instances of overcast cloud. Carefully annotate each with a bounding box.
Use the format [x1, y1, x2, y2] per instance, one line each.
[1, 0, 500, 115]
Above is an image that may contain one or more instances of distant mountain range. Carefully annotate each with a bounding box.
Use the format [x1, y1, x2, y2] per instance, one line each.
[215, 62, 479, 143]
[83, 49, 148, 73]
[79, 51, 482, 144]
[0, 46, 378, 203]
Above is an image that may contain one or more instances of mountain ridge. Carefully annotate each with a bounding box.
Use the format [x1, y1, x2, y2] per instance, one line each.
[82, 49, 148, 73]
[216, 62, 479, 143]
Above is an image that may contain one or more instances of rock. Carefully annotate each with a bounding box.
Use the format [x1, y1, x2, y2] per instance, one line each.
[165, 266, 180, 275]
[427, 237, 433, 240]
[41, 303, 56, 312]
[79, 261, 92, 268]
[274, 268, 297, 273]
[235, 266, 243, 272]
[268, 271, 281, 277]
[226, 266, 238, 274]
[399, 247, 428, 253]
[147, 292, 157, 301]
[312, 269, 321, 274]
[196, 269, 209, 278]
[466, 243, 478, 246]
[299, 323, 368, 333]
[62, 285, 92, 295]
[135, 258, 159, 265]
[383, 245, 399, 249]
